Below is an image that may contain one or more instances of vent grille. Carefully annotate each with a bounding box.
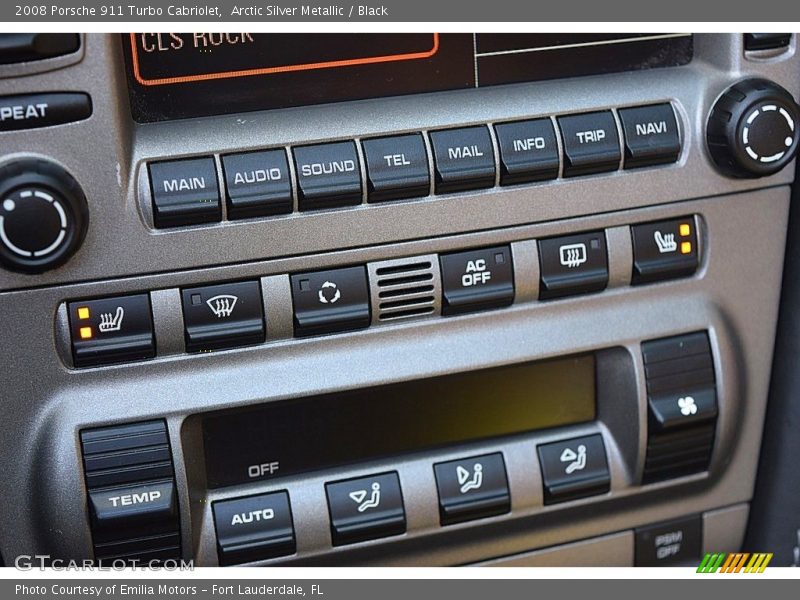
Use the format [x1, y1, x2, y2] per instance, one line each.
[367, 255, 442, 324]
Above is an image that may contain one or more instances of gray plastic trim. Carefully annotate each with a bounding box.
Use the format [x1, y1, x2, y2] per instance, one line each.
[703, 503, 750, 555]
[474, 531, 634, 567]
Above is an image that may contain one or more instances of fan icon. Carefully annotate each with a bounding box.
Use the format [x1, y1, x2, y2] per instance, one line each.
[677, 396, 697, 416]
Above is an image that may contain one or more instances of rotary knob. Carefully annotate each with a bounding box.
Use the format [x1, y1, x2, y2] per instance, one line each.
[0, 159, 88, 274]
[707, 78, 800, 178]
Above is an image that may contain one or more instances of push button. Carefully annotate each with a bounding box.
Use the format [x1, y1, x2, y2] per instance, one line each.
[631, 217, 698, 285]
[0, 92, 92, 132]
[213, 492, 295, 565]
[494, 119, 559, 184]
[181, 280, 265, 352]
[0, 33, 79, 64]
[429, 126, 496, 193]
[619, 104, 681, 168]
[439, 245, 514, 316]
[433, 453, 510, 526]
[537, 434, 610, 504]
[88, 480, 177, 533]
[290, 266, 370, 337]
[649, 388, 717, 432]
[362, 133, 430, 202]
[149, 157, 221, 228]
[221, 150, 292, 219]
[538, 231, 608, 300]
[293, 141, 362, 211]
[635, 515, 702, 566]
[68, 294, 156, 367]
[557, 111, 621, 176]
[326, 472, 406, 546]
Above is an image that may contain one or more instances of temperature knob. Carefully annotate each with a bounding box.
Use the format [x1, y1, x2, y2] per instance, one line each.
[707, 78, 800, 178]
[0, 159, 88, 274]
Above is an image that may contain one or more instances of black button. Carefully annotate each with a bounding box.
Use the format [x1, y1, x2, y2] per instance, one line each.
[619, 104, 681, 169]
[537, 434, 610, 505]
[362, 134, 430, 202]
[538, 231, 608, 300]
[290, 266, 370, 337]
[642, 331, 711, 366]
[557, 111, 621, 176]
[149, 158, 221, 228]
[494, 119, 559, 184]
[293, 141, 362, 211]
[635, 515, 702, 566]
[88, 480, 177, 533]
[0, 33, 80, 64]
[326, 472, 405, 546]
[631, 217, 698, 285]
[439, 245, 514, 316]
[68, 294, 156, 367]
[181, 280, 265, 352]
[0, 93, 91, 132]
[221, 150, 292, 219]
[433, 453, 510, 526]
[429, 126, 495, 193]
[745, 33, 792, 51]
[213, 492, 295, 565]
[649, 387, 718, 433]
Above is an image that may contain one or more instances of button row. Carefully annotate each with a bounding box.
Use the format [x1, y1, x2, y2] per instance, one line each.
[67, 216, 700, 367]
[147, 103, 681, 228]
[213, 434, 609, 565]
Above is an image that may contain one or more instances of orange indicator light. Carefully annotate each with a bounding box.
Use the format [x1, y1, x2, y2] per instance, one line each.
[77, 307, 90, 320]
[79, 326, 93, 340]
[679, 223, 691, 237]
[681, 241, 692, 254]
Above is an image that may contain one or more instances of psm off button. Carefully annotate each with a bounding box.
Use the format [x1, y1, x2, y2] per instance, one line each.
[149, 157, 221, 228]
[439, 245, 514, 316]
[634, 515, 702, 566]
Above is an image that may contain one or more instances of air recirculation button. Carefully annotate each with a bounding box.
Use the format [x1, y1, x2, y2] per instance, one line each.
[80, 420, 181, 565]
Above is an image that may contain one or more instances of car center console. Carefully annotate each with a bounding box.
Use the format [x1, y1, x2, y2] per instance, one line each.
[0, 33, 798, 567]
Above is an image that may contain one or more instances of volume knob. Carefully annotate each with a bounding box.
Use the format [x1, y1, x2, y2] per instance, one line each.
[707, 78, 800, 178]
[0, 159, 88, 274]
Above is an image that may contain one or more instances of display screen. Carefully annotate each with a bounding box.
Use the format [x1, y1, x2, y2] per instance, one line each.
[202, 354, 596, 488]
[123, 33, 692, 122]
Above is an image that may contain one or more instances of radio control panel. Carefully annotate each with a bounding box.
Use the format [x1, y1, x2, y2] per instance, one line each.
[0, 33, 796, 567]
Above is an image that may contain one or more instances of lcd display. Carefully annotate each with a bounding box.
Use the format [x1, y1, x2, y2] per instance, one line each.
[202, 354, 596, 488]
[123, 33, 692, 122]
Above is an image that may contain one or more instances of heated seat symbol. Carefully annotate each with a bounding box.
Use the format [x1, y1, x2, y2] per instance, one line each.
[98, 307, 124, 333]
[654, 231, 678, 253]
[206, 294, 238, 318]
